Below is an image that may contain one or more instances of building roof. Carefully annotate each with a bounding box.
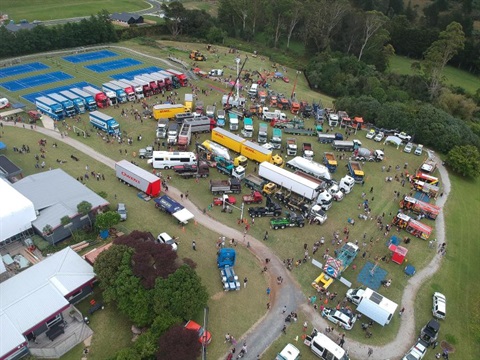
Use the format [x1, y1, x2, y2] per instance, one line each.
[0, 247, 95, 357]
[83, 242, 113, 265]
[0, 155, 22, 178]
[4, 22, 38, 32]
[12, 169, 109, 231]
[110, 12, 143, 23]
[0, 178, 36, 242]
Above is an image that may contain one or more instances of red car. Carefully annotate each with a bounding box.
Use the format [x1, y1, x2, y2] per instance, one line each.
[282, 77, 290, 83]
[185, 320, 212, 345]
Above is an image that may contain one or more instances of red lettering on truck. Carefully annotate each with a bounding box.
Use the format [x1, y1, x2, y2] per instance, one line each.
[121, 171, 140, 184]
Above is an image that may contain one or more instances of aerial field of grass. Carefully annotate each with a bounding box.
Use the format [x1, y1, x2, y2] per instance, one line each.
[0, 40, 479, 359]
[1, 0, 147, 22]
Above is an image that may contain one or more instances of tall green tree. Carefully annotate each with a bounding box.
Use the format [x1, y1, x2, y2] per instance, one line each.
[358, 11, 389, 62]
[446, 145, 480, 178]
[423, 22, 466, 100]
[161, 1, 187, 38]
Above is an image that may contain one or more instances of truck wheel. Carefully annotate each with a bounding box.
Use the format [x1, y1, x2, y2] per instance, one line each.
[281, 225, 285, 229]
[273, 225, 278, 230]
[299, 223, 304, 228]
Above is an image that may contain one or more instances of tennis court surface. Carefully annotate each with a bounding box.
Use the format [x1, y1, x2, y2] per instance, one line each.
[0, 72, 74, 92]
[85, 58, 142, 73]
[0, 62, 49, 79]
[111, 66, 162, 80]
[63, 50, 118, 64]
[22, 81, 93, 104]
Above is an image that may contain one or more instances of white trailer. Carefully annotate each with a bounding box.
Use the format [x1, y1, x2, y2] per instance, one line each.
[258, 162, 322, 201]
[286, 156, 331, 180]
[349, 287, 398, 326]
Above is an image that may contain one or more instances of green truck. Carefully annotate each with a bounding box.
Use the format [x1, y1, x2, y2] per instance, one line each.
[270, 212, 305, 230]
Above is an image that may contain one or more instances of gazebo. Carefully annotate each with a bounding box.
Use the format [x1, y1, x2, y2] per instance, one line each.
[388, 244, 408, 264]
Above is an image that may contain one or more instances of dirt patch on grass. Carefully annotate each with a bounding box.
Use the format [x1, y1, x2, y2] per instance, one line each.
[211, 291, 226, 300]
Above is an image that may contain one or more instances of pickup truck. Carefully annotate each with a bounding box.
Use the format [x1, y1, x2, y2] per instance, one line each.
[210, 178, 242, 194]
[270, 212, 305, 229]
[242, 191, 263, 204]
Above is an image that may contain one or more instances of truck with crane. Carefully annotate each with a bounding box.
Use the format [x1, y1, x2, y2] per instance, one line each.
[323, 152, 338, 173]
[214, 156, 245, 180]
[83, 86, 109, 108]
[46, 93, 76, 117]
[70, 87, 97, 111]
[59, 90, 85, 113]
[263, 109, 287, 121]
[286, 156, 331, 181]
[35, 96, 65, 121]
[347, 161, 364, 183]
[115, 160, 161, 197]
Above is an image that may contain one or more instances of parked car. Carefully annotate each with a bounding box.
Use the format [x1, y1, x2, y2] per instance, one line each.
[184, 320, 212, 345]
[402, 339, 429, 360]
[157, 232, 178, 251]
[404, 142, 413, 153]
[420, 319, 440, 345]
[366, 129, 376, 139]
[395, 131, 412, 142]
[432, 292, 446, 319]
[374, 131, 384, 142]
[321, 307, 357, 330]
[117, 203, 127, 221]
[414, 144, 424, 156]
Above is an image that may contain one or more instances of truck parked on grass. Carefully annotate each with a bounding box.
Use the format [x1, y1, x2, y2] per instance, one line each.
[302, 143, 314, 159]
[212, 127, 245, 153]
[59, 90, 85, 113]
[35, 96, 64, 121]
[286, 138, 297, 156]
[241, 117, 254, 138]
[135, 75, 155, 96]
[346, 287, 398, 326]
[70, 87, 97, 111]
[89, 111, 120, 135]
[46, 93, 75, 117]
[115, 160, 161, 197]
[139, 74, 160, 94]
[270, 212, 305, 230]
[154, 194, 195, 224]
[157, 70, 176, 89]
[217, 248, 241, 291]
[399, 196, 440, 220]
[263, 109, 287, 121]
[214, 156, 245, 180]
[323, 152, 338, 173]
[167, 123, 179, 145]
[286, 156, 331, 181]
[332, 140, 362, 152]
[347, 161, 364, 183]
[353, 148, 384, 162]
[130, 79, 149, 97]
[338, 175, 355, 194]
[241, 140, 283, 166]
[271, 128, 282, 149]
[243, 174, 277, 195]
[210, 178, 242, 194]
[83, 86, 109, 108]
[258, 123, 268, 143]
[99, 86, 117, 106]
[318, 133, 343, 144]
[102, 82, 127, 103]
[156, 119, 168, 139]
[121, 79, 143, 99]
[227, 111, 238, 131]
[166, 69, 188, 87]
[184, 116, 215, 133]
[242, 191, 263, 204]
[110, 80, 135, 101]
[293, 171, 332, 210]
[153, 104, 189, 120]
[248, 196, 283, 218]
[309, 205, 328, 225]
[173, 162, 210, 178]
[139, 146, 153, 159]
[202, 140, 231, 160]
[177, 123, 192, 150]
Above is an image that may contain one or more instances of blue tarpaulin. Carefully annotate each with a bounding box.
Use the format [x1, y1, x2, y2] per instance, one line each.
[0, 142, 6, 150]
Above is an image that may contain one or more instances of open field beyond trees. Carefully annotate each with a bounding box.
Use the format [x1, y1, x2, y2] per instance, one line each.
[0, 40, 479, 359]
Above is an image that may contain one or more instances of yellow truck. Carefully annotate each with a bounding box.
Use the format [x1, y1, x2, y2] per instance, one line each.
[241, 140, 284, 167]
[185, 94, 193, 112]
[211, 127, 245, 153]
[153, 104, 189, 120]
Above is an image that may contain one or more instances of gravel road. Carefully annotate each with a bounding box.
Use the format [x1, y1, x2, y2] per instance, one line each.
[2, 124, 450, 360]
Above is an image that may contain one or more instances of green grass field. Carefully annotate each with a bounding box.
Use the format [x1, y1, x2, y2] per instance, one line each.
[389, 55, 480, 95]
[0, 41, 479, 359]
[2, 0, 147, 22]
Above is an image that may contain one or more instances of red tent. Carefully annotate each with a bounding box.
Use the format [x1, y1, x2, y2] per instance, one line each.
[389, 244, 408, 264]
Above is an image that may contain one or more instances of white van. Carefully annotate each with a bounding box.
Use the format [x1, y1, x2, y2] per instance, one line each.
[432, 292, 446, 319]
[248, 83, 259, 98]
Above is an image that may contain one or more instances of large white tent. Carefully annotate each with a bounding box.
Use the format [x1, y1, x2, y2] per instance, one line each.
[0, 178, 36, 243]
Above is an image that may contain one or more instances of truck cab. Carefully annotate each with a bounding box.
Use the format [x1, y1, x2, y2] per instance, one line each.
[310, 204, 328, 225]
[346, 287, 365, 305]
[167, 123, 179, 145]
[258, 123, 268, 143]
[271, 128, 282, 149]
[242, 118, 253, 138]
[156, 119, 168, 139]
[339, 175, 355, 194]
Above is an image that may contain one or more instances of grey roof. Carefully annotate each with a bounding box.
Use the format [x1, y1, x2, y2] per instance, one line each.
[0, 247, 95, 357]
[110, 12, 143, 23]
[0, 155, 22, 177]
[4, 23, 38, 32]
[12, 169, 109, 230]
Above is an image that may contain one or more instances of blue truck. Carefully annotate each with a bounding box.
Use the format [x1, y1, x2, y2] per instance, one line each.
[35, 96, 64, 121]
[59, 90, 85, 113]
[47, 93, 76, 117]
[102, 82, 127, 103]
[217, 248, 241, 291]
[70, 87, 97, 111]
[153, 194, 195, 224]
[89, 111, 120, 135]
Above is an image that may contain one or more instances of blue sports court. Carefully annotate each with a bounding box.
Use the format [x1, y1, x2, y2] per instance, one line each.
[63, 50, 118, 64]
[110, 66, 162, 80]
[85, 58, 142, 73]
[0, 72, 74, 92]
[22, 81, 94, 104]
[0, 62, 49, 79]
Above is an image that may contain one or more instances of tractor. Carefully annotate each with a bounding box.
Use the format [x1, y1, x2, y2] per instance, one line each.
[190, 50, 206, 61]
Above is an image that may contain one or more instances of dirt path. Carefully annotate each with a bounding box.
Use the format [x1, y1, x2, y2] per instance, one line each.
[2, 127, 450, 360]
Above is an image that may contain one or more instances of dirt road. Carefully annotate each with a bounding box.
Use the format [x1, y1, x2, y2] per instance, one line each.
[4, 124, 450, 360]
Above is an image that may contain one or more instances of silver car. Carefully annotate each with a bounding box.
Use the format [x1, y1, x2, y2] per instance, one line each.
[117, 203, 127, 221]
[321, 307, 357, 330]
[404, 142, 413, 153]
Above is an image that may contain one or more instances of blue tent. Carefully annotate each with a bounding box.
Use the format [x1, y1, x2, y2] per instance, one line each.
[0, 142, 6, 150]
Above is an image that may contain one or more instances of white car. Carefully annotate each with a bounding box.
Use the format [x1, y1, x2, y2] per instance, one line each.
[404, 142, 413, 153]
[366, 129, 376, 139]
[432, 292, 446, 319]
[117, 203, 127, 221]
[374, 132, 384, 142]
[414, 144, 424, 156]
[402, 339, 429, 360]
[262, 143, 274, 151]
[157, 232, 178, 251]
[395, 131, 412, 142]
[321, 308, 356, 330]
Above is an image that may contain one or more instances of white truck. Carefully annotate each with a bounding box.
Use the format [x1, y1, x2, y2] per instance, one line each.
[310, 204, 328, 225]
[263, 109, 287, 121]
[294, 171, 333, 210]
[338, 175, 355, 194]
[286, 156, 331, 181]
[156, 119, 168, 139]
[286, 138, 297, 156]
[258, 123, 268, 143]
[346, 287, 398, 326]
[328, 183, 344, 201]
[259, 162, 324, 202]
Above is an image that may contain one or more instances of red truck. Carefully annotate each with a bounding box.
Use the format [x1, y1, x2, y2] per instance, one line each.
[242, 191, 263, 204]
[166, 69, 188, 87]
[115, 160, 161, 197]
[83, 86, 109, 108]
[213, 195, 236, 206]
[111, 80, 135, 101]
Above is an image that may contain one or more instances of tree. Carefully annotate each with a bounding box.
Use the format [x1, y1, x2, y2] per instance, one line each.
[154, 265, 209, 320]
[423, 22, 466, 100]
[77, 200, 93, 225]
[446, 145, 480, 178]
[156, 325, 201, 360]
[95, 211, 120, 231]
[161, 1, 187, 38]
[358, 11, 388, 62]
[42, 224, 53, 235]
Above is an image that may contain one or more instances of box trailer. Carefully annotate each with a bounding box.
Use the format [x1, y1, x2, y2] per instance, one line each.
[156, 71, 175, 90]
[70, 88, 97, 111]
[241, 140, 273, 163]
[46, 93, 76, 117]
[166, 68, 188, 87]
[102, 82, 127, 103]
[211, 127, 246, 153]
[259, 162, 322, 201]
[332, 140, 362, 151]
[153, 104, 189, 120]
[128, 79, 146, 99]
[60, 90, 86, 113]
[89, 111, 120, 135]
[83, 86, 109, 108]
[115, 160, 161, 197]
[111, 80, 135, 101]
[184, 116, 214, 133]
[351, 287, 398, 326]
[35, 96, 64, 121]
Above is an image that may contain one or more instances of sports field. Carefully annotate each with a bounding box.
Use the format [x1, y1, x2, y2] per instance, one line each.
[0, 62, 49, 79]
[0, 71, 73, 92]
